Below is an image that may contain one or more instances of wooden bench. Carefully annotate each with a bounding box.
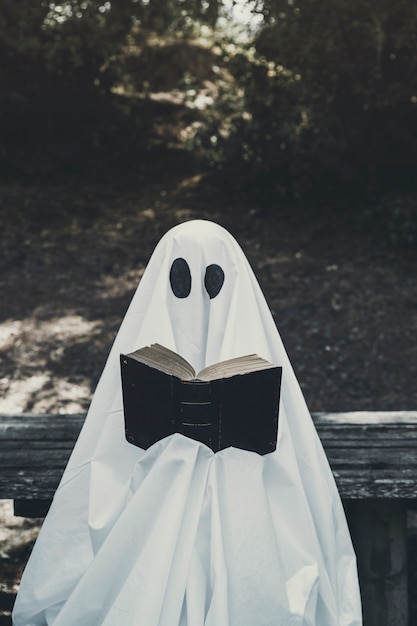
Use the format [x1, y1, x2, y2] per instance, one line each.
[1, 410, 417, 626]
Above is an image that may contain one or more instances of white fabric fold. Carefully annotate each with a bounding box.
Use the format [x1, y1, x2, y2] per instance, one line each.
[13, 220, 362, 625]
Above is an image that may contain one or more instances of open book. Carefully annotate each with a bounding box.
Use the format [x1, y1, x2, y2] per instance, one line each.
[121, 344, 282, 455]
[124, 343, 278, 381]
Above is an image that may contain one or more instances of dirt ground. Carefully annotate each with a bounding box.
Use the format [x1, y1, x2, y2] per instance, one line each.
[1, 163, 416, 415]
[0, 141, 416, 622]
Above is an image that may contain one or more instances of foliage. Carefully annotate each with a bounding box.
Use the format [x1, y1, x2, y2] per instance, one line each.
[0, 0, 219, 178]
[0, 0, 219, 96]
[195, 0, 417, 199]
[2, 0, 417, 200]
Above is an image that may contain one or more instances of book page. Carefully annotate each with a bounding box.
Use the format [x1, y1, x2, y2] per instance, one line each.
[128, 344, 196, 380]
[197, 354, 275, 381]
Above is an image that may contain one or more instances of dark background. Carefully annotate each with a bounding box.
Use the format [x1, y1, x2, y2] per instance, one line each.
[0, 1, 416, 623]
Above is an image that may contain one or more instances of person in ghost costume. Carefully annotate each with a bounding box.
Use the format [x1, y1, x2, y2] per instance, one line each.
[13, 220, 362, 626]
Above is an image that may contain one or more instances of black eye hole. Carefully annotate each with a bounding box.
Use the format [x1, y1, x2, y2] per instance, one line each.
[204, 264, 225, 299]
[170, 258, 191, 298]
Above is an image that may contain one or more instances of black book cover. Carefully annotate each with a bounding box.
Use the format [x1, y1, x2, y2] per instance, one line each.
[120, 349, 282, 455]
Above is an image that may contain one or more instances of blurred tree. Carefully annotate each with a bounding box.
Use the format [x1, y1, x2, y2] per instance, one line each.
[0, 0, 219, 177]
[2, 0, 416, 198]
[255, 0, 417, 195]
[0, 0, 221, 95]
[197, 0, 417, 199]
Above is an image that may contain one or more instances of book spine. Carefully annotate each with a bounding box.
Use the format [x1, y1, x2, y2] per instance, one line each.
[173, 379, 221, 451]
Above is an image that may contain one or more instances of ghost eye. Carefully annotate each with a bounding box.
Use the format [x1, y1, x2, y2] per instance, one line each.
[170, 258, 192, 298]
[204, 264, 225, 299]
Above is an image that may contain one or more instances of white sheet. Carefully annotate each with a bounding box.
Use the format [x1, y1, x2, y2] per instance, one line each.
[13, 220, 362, 625]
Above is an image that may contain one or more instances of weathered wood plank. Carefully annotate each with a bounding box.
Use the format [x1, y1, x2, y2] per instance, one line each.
[0, 414, 84, 500]
[334, 474, 417, 499]
[0, 469, 68, 499]
[313, 411, 417, 424]
[2, 411, 415, 626]
[313, 412, 417, 498]
[0, 413, 85, 439]
[1, 450, 74, 468]
[1, 412, 417, 500]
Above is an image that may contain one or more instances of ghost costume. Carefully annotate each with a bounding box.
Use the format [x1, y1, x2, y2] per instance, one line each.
[13, 220, 362, 626]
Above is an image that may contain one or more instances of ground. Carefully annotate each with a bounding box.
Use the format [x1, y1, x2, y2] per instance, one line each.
[0, 137, 416, 622]
[1, 158, 417, 415]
